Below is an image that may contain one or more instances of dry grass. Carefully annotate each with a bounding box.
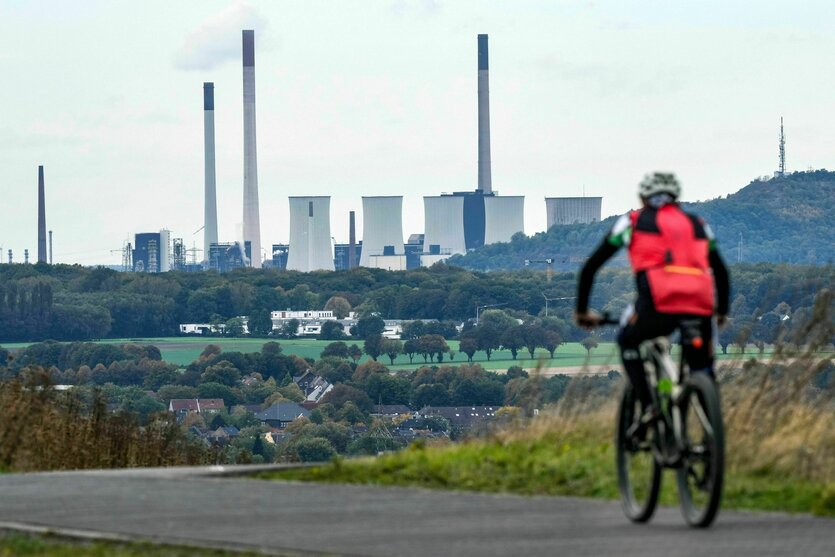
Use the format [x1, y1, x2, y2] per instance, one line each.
[0, 369, 208, 472]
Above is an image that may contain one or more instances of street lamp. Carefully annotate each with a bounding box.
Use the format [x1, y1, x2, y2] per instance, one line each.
[542, 294, 575, 318]
[476, 302, 508, 325]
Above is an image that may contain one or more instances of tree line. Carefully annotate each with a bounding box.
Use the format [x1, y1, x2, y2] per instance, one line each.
[1, 260, 830, 344]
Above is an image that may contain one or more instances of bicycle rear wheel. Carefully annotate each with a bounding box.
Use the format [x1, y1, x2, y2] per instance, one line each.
[616, 385, 662, 523]
[676, 372, 724, 528]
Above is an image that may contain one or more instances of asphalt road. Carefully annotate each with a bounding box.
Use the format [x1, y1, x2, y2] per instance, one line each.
[0, 466, 832, 557]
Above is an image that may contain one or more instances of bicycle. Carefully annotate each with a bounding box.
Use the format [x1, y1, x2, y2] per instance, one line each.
[598, 313, 725, 528]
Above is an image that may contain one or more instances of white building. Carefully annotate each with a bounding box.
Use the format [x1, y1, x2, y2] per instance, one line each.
[483, 195, 524, 245]
[360, 196, 405, 268]
[287, 197, 334, 272]
[422, 196, 466, 266]
[270, 310, 337, 321]
[545, 197, 602, 226]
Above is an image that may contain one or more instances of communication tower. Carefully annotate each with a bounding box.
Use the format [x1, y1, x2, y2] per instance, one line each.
[778, 117, 786, 177]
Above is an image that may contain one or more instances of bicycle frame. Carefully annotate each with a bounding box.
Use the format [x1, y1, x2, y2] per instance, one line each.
[641, 337, 686, 467]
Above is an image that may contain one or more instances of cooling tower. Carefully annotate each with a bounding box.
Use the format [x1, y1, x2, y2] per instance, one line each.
[484, 195, 524, 245]
[242, 30, 262, 267]
[545, 197, 603, 226]
[203, 83, 218, 262]
[37, 165, 46, 263]
[287, 197, 334, 272]
[477, 34, 492, 194]
[359, 196, 404, 267]
[423, 196, 466, 263]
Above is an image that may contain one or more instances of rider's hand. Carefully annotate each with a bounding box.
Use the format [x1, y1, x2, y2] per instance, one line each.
[575, 310, 601, 330]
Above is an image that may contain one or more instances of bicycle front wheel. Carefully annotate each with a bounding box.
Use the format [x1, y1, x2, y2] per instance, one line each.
[616, 384, 662, 523]
[676, 372, 725, 528]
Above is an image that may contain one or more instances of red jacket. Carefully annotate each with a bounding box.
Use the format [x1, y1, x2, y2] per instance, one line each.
[628, 205, 714, 316]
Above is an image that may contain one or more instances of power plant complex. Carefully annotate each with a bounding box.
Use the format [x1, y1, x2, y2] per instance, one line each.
[12, 32, 603, 271]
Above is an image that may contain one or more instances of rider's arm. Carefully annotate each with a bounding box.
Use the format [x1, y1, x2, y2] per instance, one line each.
[703, 223, 730, 316]
[576, 215, 628, 313]
[709, 249, 729, 316]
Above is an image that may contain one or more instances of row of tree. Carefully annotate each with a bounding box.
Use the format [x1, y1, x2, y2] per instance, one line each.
[3, 259, 829, 342]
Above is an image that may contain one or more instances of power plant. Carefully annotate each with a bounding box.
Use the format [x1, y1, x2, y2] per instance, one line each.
[242, 30, 262, 268]
[420, 34, 525, 264]
[8, 30, 608, 273]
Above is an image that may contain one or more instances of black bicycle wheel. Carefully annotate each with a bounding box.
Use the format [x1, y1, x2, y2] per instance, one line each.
[616, 385, 662, 523]
[676, 372, 725, 528]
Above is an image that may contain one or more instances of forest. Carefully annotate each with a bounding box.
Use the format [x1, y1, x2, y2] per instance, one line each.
[0, 259, 831, 344]
[448, 170, 835, 271]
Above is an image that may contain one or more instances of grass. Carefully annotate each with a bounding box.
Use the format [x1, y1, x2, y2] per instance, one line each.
[2, 336, 803, 372]
[263, 402, 835, 517]
[0, 532, 263, 557]
[263, 293, 835, 519]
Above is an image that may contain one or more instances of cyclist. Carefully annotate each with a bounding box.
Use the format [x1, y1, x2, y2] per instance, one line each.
[574, 172, 730, 423]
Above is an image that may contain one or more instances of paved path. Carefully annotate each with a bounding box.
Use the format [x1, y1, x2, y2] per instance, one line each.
[0, 467, 832, 556]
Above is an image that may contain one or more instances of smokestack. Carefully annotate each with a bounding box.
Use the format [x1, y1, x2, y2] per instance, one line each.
[477, 34, 492, 194]
[7, 250, 11, 264]
[24, 249, 29, 265]
[203, 83, 218, 263]
[242, 29, 262, 268]
[49, 230, 53, 264]
[348, 211, 357, 269]
[37, 165, 46, 263]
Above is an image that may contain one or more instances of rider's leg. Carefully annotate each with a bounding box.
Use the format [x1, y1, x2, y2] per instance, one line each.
[618, 325, 652, 408]
[682, 317, 715, 378]
[618, 311, 678, 408]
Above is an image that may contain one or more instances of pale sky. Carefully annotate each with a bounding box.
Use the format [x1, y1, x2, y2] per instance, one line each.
[2, 0, 834, 265]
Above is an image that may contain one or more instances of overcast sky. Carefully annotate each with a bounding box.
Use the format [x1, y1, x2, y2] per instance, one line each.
[2, 0, 834, 265]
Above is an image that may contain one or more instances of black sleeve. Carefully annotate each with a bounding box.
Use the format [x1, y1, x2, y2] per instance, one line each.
[576, 239, 620, 313]
[709, 249, 730, 315]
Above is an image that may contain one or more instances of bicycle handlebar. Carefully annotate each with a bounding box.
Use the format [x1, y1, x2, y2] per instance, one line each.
[598, 312, 620, 326]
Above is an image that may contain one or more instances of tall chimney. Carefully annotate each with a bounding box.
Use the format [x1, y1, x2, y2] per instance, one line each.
[24, 249, 29, 265]
[37, 165, 47, 262]
[477, 34, 492, 194]
[203, 83, 219, 263]
[348, 211, 357, 269]
[242, 30, 262, 267]
[49, 230, 53, 264]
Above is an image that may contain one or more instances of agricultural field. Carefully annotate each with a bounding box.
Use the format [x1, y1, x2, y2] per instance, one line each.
[1, 336, 801, 373]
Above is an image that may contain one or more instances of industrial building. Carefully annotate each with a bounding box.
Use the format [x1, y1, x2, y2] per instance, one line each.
[334, 242, 362, 271]
[404, 234, 424, 270]
[360, 196, 405, 269]
[242, 30, 262, 268]
[271, 244, 290, 269]
[133, 230, 171, 273]
[545, 197, 602, 226]
[208, 241, 251, 272]
[286, 197, 334, 272]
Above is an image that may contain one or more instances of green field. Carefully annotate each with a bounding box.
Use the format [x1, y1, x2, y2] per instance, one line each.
[1, 336, 803, 373]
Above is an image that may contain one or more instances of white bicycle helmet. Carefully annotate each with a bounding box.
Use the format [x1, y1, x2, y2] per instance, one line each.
[639, 172, 681, 199]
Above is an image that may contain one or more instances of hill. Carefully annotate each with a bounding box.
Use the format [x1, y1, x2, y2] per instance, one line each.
[447, 170, 835, 271]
